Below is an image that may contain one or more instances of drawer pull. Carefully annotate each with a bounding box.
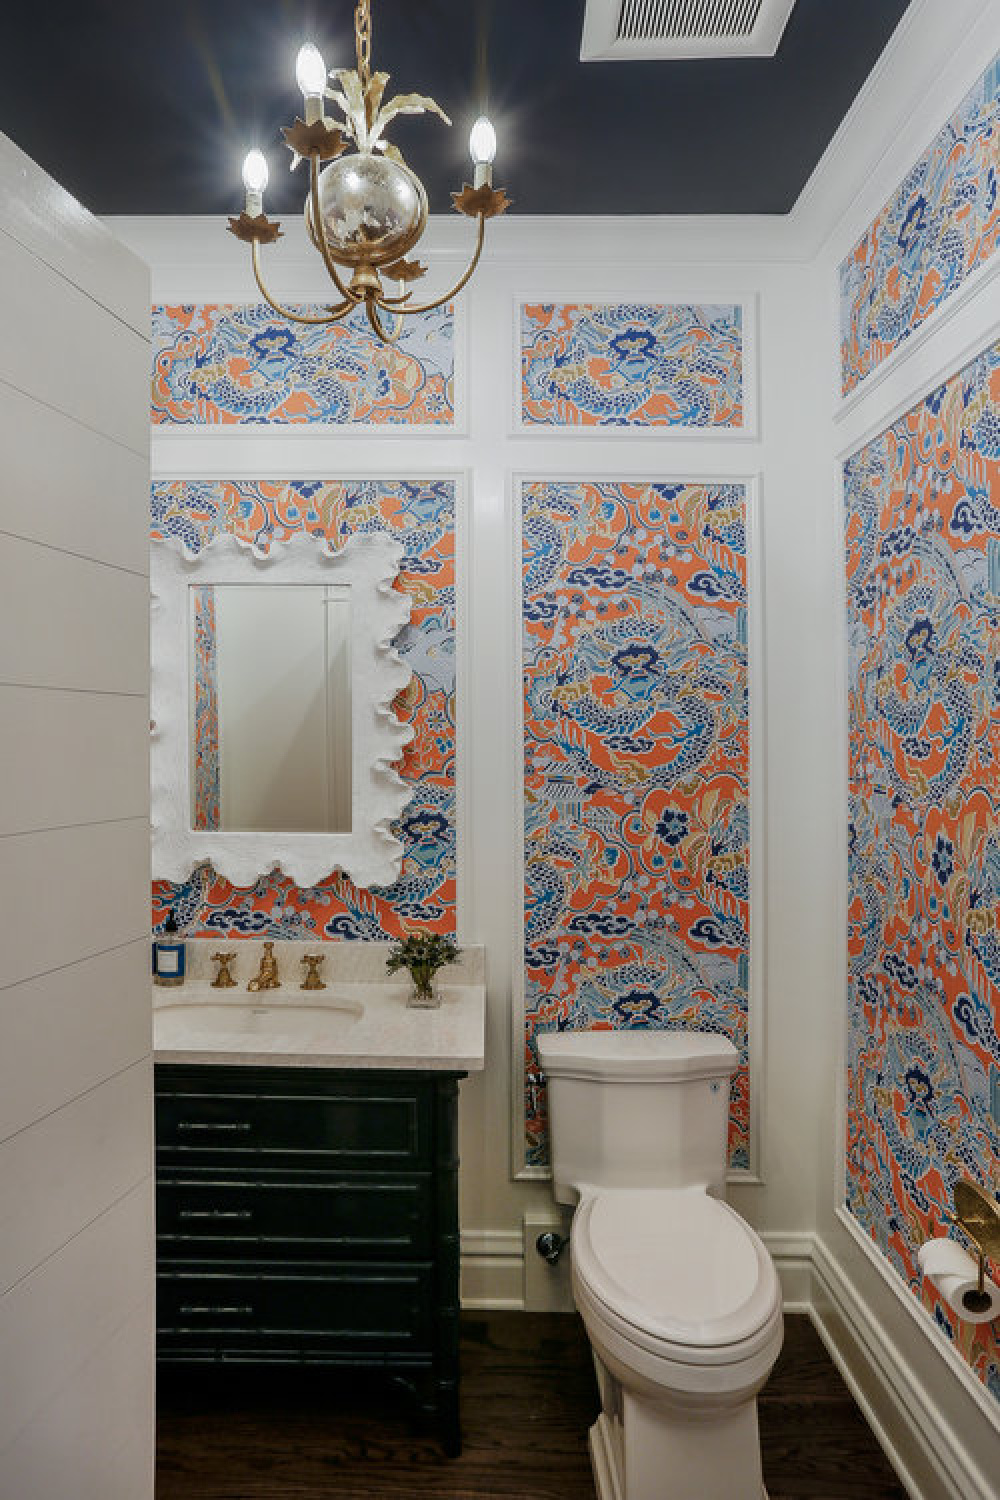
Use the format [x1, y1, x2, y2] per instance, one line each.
[176, 1121, 252, 1133]
[178, 1209, 254, 1221]
[178, 1304, 253, 1316]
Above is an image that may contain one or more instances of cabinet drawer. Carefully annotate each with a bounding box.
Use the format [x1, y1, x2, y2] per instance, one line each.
[155, 1067, 433, 1169]
[157, 1261, 434, 1352]
[157, 1173, 432, 1259]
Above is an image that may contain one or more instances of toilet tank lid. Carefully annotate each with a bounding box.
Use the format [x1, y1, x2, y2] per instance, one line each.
[537, 1030, 738, 1082]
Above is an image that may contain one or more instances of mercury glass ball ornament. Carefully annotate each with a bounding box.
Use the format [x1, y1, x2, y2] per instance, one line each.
[307, 152, 427, 266]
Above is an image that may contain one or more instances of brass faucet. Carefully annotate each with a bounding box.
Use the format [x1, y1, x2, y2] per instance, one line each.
[247, 941, 281, 992]
[210, 951, 237, 989]
[949, 1179, 1000, 1314]
[300, 954, 327, 991]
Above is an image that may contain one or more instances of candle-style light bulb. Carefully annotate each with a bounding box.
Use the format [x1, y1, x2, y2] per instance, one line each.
[296, 43, 327, 124]
[469, 115, 497, 187]
[242, 149, 269, 216]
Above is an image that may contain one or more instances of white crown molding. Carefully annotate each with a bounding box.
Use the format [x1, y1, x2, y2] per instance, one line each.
[790, 0, 1000, 265]
[106, 2, 1000, 290]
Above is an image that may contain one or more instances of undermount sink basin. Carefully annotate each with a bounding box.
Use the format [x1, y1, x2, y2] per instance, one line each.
[154, 998, 363, 1047]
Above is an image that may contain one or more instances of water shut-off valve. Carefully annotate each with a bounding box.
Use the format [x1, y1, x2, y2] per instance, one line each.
[535, 1230, 568, 1265]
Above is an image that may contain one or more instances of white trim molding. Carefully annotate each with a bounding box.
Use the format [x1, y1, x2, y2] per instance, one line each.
[512, 292, 760, 441]
[509, 471, 764, 1184]
[812, 1228, 1000, 1500]
[834, 1207, 1000, 1432]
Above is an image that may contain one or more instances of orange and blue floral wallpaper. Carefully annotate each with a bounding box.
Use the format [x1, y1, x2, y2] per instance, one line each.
[151, 478, 457, 940]
[522, 480, 750, 1170]
[844, 340, 1000, 1400]
[520, 303, 744, 429]
[191, 586, 220, 831]
[839, 56, 1000, 398]
[152, 304, 455, 425]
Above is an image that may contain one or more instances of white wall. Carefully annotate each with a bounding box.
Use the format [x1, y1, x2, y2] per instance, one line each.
[105, 5, 1000, 1491]
[110, 204, 828, 1311]
[801, 2, 1000, 1496]
[0, 137, 154, 1498]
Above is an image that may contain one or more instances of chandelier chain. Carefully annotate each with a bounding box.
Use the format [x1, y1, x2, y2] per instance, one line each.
[355, 0, 372, 91]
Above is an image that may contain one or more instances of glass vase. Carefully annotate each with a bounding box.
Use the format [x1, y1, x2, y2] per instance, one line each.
[407, 974, 440, 1009]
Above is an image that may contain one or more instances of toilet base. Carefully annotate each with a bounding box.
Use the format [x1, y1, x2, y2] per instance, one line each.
[590, 1411, 624, 1500]
[589, 1412, 768, 1500]
[585, 1342, 770, 1500]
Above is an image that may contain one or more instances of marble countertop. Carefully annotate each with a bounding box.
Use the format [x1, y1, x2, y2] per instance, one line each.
[152, 940, 485, 1072]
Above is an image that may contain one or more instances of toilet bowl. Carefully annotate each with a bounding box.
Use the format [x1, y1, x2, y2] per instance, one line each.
[537, 1030, 783, 1500]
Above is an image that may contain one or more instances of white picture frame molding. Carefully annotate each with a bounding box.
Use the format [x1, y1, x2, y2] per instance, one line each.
[509, 470, 764, 1186]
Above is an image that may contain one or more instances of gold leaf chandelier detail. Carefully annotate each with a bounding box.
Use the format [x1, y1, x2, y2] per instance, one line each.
[228, 0, 508, 345]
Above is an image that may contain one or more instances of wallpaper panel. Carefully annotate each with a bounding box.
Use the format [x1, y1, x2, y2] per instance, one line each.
[152, 304, 455, 425]
[845, 340, 1000, 1400]
[522, 480, 750, 1171]
[191, 585, 220, 831]
[839, 56, 1000, 398]
[151, 478, 456, 939]
[520, 303, 744, 429]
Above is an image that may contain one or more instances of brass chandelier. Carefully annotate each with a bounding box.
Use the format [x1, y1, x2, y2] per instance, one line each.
[228, 0, 509, 344]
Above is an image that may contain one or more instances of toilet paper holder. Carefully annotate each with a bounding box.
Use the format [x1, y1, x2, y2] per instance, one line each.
[946, 1179, 1000, 1315]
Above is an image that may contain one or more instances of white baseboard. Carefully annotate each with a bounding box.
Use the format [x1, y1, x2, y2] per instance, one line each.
[460, 1229, 524, 1310]
[810, 1232, 998, 1500]
[460, 1226, 818, 1316]
[761, 1231, 814, 1312]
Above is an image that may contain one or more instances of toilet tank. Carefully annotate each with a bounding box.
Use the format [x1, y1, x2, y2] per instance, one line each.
[536, 1030, 738, 1204]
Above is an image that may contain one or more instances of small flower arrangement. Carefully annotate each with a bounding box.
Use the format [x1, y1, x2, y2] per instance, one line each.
[387, 931, 460, 1008]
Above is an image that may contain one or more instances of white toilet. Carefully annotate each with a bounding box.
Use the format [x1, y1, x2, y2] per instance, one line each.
[537, 1029, 783, 1500]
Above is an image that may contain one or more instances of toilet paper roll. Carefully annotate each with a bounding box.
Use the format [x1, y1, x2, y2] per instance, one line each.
[918, 1237, 1000, 1325]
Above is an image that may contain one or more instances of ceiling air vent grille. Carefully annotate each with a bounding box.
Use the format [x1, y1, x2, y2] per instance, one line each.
[617, 0, 764, 44]
[582, 0, 797, 59]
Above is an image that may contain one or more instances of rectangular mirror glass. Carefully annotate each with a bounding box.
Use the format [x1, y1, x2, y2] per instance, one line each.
[189, 583, 352, 834]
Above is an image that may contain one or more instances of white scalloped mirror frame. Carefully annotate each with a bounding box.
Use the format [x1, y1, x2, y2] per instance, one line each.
[151, 530, 414, 889]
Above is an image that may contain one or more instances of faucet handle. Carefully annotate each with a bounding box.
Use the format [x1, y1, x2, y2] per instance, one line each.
[300, 953, 327, 991]
[210, 951, 237, 989]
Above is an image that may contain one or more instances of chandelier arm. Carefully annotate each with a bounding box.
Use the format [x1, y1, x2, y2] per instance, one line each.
[379, 287, 415, 307]
[367, 299, 405, 344]
[391, 213, 486, 316]
[251, 241, 355, 324]
[308, 154, 359, 305]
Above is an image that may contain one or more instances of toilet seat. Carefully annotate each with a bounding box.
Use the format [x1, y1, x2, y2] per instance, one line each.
[572, 1188, 782, 1372]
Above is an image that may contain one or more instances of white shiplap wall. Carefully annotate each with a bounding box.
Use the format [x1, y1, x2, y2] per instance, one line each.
[0, 134, 154, 1499]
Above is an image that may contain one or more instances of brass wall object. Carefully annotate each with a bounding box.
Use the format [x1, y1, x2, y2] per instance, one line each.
[300, 954, 327, 991]
[951, 1178, 1000, 1313]
[210, 951, 237, 988]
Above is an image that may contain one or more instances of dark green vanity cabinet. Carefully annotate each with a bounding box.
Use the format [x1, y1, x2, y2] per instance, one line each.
[154, 1063, 466, 1454]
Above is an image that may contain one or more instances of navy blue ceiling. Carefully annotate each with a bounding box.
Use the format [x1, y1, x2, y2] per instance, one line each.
[0, 0, 910, 216]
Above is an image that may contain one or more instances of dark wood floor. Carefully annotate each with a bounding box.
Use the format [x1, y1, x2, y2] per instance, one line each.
[156, 1313, 908, 1499]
